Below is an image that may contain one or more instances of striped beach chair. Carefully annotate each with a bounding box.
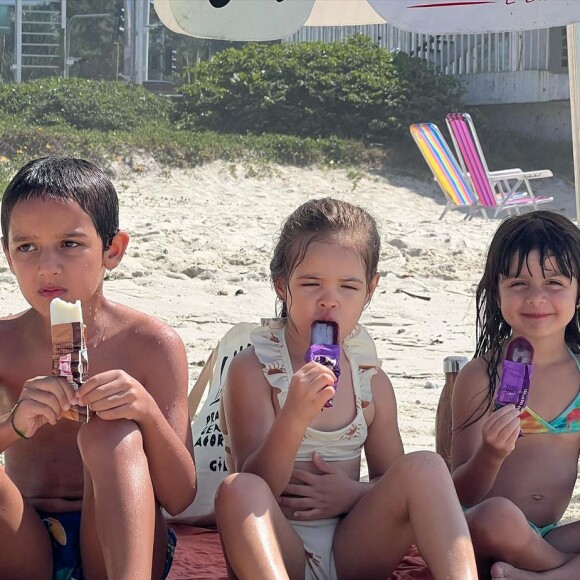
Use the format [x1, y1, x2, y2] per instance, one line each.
[410, 122, 484, 220]
[445, 112, 553, 218]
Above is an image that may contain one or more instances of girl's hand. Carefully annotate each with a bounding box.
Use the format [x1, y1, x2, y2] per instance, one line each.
[283, 362, 336, 426]
[481, 404, 520, 460]
[76, 370, 154, 423]
[278, 452, 361, 519]
[11, 376, 77, 438]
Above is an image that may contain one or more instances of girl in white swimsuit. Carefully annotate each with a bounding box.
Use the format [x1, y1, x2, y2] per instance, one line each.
[216, 198, 477, 580]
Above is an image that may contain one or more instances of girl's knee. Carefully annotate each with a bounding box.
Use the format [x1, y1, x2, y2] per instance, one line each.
[468, 498, 529, 554]
[216, 473, 267, 504]
[215, 473, 271, 516]
[77, 417, 143, 465]
[389, 450, 449, 482]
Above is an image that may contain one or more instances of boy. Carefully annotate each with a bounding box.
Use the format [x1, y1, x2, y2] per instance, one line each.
[0, 157, 196, 579]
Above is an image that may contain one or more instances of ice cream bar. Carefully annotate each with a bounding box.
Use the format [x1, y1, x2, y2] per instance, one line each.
[50, 298, 92, 422]
[495, 336, 534, 411]
[305, 321, 340, 408]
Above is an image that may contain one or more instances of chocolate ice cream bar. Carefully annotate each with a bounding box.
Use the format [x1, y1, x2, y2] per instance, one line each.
[305, 321, 340, 408]
[495, 336, 534, 411]
[50, 298, 92, 422]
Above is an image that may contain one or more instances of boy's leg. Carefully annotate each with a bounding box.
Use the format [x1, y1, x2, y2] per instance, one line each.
[466, 497, 571, 574]
[215, 473, 307, 580]
[77, 417, 164, 580]
[333, 451, 477, 580]
[0, 467, 53, 579]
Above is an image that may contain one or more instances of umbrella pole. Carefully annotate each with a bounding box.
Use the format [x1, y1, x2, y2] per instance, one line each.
[567, 24, 580, 222]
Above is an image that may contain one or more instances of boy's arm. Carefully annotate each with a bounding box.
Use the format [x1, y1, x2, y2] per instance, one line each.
[223, 350, 330, 497]
[135, 326, 196, 515]
[0, 411, 24, 450]
[78, 321, 196, 516]
[451, 360, 519, 507]
[0, 376, 77, 446]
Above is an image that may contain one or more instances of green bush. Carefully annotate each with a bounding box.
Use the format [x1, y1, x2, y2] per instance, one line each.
[0, 78, 173, 131]
[177, 35, 462, 141]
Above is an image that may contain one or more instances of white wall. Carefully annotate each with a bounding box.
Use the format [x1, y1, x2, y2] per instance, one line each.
[459, 71, 569, 106]
[475, 101, 572, 143]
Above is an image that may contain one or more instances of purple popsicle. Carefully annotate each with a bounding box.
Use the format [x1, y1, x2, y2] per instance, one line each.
[495, 336, 534, 411]
[305, 321, 340, 408]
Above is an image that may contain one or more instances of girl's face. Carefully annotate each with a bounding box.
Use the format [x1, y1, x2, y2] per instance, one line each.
[498, 249, 578, 342]
[275, 240, 378, 346]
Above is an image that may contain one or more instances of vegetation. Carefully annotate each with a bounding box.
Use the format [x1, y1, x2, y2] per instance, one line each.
[177, 36, 462, 142]
[0, 78, 172, 131]
[0, 36, 572, 194]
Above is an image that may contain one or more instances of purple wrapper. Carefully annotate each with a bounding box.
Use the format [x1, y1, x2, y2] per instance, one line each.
[305, 343, 341, 408]
[496, 359, 533, 411]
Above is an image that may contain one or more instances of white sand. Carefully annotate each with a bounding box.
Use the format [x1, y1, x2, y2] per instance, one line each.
[1, 160, 578, 517]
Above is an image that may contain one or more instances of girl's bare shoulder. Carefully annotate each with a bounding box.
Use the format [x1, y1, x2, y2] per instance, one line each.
[453, 356, 493, 416]
[456, 357, 488, 385]
[228, 345, 261, 375]
[225, 346, 271, 394]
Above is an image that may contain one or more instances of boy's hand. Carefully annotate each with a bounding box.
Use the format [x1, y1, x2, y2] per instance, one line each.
[284, 362, 336, 426]
[481, 404, 520, 460]
[12, 377, 77, 438]
[279, 452, 361, 519]
[76, 370, 154, 423]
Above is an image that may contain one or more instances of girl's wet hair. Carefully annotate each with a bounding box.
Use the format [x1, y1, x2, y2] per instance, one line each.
[1, 156, 119, 250]
[472, 210, 580, 422]
[270, 197, 380, 317]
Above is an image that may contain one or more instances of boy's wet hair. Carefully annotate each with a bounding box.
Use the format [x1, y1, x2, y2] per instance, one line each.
[1, 156, 119, 250]
[472, 210, 580, 422]
[270, 197, 380, 318]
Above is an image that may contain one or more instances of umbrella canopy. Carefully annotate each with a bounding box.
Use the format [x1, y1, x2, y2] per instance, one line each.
[154, 0, 316, 40]
[155, 0, 580, 39]
[304, 0, 384, 27]
[368, 0, 580, 34]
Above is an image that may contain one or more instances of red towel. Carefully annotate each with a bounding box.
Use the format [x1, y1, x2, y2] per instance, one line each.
[168, 526, 432, 580]
[168, 525, 228, 580]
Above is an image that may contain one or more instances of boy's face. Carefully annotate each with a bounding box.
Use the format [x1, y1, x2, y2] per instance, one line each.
[2, 197, 117, 318]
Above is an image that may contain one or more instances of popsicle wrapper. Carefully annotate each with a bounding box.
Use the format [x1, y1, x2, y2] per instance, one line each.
[51, 321, 92, 422]
[305, 343, 341, 408]
[495, 359, 533, 411]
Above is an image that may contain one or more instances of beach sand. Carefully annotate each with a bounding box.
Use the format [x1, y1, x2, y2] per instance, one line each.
[1, 159, 578, 519]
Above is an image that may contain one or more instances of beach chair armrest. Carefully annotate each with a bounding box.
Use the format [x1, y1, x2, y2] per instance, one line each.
[488, 168, 522, 176]
[489, 169, 552, 182]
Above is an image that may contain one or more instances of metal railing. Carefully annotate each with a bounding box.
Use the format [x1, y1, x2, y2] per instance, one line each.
[286, 25, 553, 75]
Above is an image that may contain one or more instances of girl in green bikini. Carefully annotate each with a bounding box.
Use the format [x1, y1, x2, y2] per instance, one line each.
[452, 210, 580, 579]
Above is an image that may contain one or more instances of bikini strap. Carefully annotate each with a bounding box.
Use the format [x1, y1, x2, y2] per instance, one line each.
[567, 346, 580, 374]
